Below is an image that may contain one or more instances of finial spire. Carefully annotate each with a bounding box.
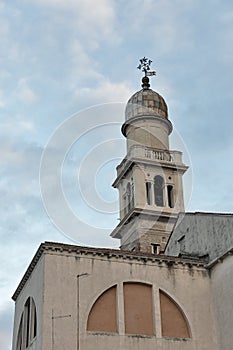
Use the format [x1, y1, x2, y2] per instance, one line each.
[137, 57, 156, 89]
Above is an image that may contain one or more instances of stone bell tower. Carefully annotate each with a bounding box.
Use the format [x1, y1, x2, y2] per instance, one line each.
[111, 58, 188, 253]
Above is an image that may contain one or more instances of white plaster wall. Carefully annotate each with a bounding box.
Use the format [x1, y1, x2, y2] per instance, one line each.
[210, 255, 233, 350]
[41, 252, 78, 350]
[41, 250, 217, 350]
[126, 118, 170, 151]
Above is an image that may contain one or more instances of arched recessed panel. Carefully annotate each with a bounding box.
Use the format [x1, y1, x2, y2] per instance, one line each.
[87, 286, 117, 333]
[160, 290, 191, 338]
[124, 282, 154, 335]
[16, 297, 37, 350]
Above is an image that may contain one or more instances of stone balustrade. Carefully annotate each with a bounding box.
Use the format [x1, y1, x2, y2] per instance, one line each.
[116, 145, 183, 174]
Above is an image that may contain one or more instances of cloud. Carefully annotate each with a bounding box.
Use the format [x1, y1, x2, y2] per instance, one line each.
[115, 0, 194, 54]
[1, 1, 233, 349]
[67, 39, 103, 88]
[218, 11, 233, 63]
[0, 116, 35, 150]
[32, 0, 118, 46]
[0, 143, 24, 164]
[0, 90, 5, 108]
[0, 303, 13, 350]
[0, 4, 22, 65]
[16, 78, 38, 105]
[76, 79, 132, 104]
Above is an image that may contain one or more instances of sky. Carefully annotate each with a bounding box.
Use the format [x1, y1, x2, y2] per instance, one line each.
[1, 0, 233, 348]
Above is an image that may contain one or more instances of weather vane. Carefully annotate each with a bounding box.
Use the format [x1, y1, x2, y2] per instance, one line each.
[137, 57, 156, 77]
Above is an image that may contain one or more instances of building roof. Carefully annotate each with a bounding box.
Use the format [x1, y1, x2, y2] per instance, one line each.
[125, 88, 168, 121]
[165, 212, 233, 263]
[12, 240, 207, 301]
[206, 246, 233, 269]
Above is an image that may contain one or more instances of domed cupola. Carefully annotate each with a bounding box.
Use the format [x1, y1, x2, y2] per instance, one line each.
[125, 76, 168, 122]
[122, 68, 172, 150]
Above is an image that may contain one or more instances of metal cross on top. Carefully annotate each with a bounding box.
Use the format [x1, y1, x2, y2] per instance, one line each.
[137, 57, 156, 77]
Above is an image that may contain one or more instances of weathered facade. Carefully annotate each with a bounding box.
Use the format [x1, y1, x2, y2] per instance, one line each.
[165, 211, 233, 350]
[209, 252, 233, 350]
[12, 239, 233, 350]
[12, 242, 218, 350]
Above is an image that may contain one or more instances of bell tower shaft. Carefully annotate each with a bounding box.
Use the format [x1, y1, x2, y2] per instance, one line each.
[111, 60, 188, 254]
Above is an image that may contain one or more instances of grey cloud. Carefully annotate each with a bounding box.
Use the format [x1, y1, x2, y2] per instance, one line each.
[0, 303, 13, 350]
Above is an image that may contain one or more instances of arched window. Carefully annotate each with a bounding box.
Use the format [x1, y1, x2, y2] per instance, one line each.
[87, 286, 117, 333]
[159, 290, 191, 338]
[154, 176, 164, 207]
[87, 283, 154, 336]
[86, 283, 192, 340]
[16, 297, 37, 350]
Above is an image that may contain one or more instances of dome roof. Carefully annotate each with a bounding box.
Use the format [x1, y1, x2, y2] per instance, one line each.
[125, 78, 168, 121]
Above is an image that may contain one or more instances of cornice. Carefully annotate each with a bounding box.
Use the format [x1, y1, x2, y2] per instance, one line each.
[12, 241, 207, 301]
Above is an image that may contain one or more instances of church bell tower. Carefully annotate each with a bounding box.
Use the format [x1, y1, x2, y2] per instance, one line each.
[111, 58, 188, 253]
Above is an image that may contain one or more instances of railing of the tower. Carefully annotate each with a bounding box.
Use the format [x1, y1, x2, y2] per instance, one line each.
[116, 145, 184, 173]
[144, 148, 173, 162]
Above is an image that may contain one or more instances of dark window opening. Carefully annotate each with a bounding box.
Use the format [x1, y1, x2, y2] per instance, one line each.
[131, 183, 134, 207]
[154, 176, 164, 207]
[33, 308, 37, 338]
[167, 185, 174, 208]
[126, 182, 131, 212]
[25, 298, 30, 348]
[146, 182, 151, 205]
[151, 243, 160, 255]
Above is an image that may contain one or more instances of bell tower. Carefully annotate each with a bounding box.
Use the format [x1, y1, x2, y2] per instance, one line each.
[111, 58, 188, 253]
